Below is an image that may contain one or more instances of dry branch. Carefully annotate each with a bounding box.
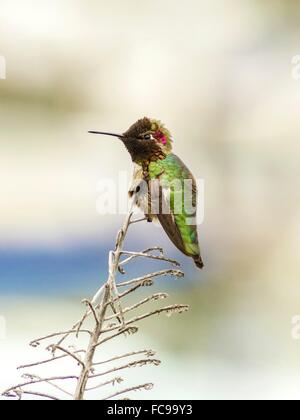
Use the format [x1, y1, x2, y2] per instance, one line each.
[2, 208, 189, 400]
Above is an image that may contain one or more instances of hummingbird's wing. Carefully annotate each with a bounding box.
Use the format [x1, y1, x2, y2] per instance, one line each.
[148, 154, 203, 266]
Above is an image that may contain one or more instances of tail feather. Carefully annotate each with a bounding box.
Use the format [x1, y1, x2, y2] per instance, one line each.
[193, 255, 204, 270]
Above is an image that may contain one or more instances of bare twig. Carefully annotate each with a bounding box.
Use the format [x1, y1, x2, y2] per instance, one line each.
[117, 269, 184, 288]
[82, 299, 99, 325]
[105, 293, 169, 321]
[21, 374, 73, 397]
[92, 350, 156, 366]
[129, 217, 148, 225]
[89, 359, 161, 379]
[103, 383, 154, 400]
[17, 350, 85, 370]
[48, 345, 85, 367]
[96, 325, 139, 347]
[119, 246, 164, 271]
[3, 375, 78, 396]
[120, 251, 181, 267]
[101, 304, 189, 334]
[30, 329, 91, 348]
[85, 377, 123, 392]
[5, 390, 60, 400]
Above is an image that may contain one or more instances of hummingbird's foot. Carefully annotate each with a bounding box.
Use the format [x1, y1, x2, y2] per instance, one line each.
[146, 214, 153, 223]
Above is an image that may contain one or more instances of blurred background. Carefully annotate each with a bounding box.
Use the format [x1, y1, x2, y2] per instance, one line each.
[1, 0, 300, 400]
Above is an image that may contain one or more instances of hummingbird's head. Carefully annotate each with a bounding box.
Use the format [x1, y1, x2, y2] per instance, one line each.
[89, 117, 173, 165]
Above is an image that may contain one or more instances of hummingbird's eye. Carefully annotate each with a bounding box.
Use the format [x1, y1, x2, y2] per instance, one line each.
[143, 133, 152, 140]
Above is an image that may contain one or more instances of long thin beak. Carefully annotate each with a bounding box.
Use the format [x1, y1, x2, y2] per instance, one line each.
[88, 131, 125, 139]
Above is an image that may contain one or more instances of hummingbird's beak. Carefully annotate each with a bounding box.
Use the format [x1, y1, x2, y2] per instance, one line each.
[88, 131, 125, 139]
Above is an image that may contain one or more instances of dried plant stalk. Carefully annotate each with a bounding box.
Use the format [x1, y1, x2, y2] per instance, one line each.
[2, 209, 189, 400]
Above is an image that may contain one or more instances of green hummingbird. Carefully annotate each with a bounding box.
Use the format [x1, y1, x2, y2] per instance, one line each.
[89, 117, 204, 269]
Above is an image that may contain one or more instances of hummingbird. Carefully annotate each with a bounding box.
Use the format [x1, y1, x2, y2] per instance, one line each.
[89, 117, 204, 269]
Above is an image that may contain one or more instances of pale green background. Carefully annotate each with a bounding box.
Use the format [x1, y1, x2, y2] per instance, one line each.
[1, 0, 300, 400]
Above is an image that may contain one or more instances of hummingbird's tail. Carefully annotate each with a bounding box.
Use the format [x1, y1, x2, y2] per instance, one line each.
[193, 255, 204, 270]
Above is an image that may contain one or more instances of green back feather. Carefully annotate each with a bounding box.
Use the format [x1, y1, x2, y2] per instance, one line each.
[148, 154, 200, 256]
